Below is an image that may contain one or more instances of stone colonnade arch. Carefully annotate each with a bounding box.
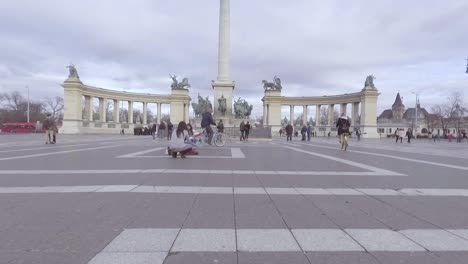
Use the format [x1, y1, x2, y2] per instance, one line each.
[60, 76, 190, 134]
[262, 86, 380, 138]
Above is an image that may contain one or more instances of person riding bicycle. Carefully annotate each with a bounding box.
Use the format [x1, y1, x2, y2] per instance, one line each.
[336, 113, 351, 150]
[201, 106, 216, 145]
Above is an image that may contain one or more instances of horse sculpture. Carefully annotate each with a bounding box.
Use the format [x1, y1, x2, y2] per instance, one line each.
[66, 64, 79, 78]
[364, 75, 376, 87]
[170, 75, 191, 90]
[263, 75, 282, 91]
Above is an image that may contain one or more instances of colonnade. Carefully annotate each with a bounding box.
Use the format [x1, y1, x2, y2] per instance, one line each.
[61, 76, 191, 134]
[279, 102, 361, 126]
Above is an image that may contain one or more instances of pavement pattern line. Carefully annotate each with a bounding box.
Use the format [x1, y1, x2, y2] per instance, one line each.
[0, 169, 404, 176]
[116, 147, 166, 158]
[2, 185, 468, 197]
[88, 228, 468, 263]
[118, 148, 247, 159]
[0, 144, 123, 161]
[289, 141, 468, 172]
[282, 145, 405, 176]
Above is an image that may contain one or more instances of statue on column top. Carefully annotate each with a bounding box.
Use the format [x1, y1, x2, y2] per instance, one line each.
[66, 64, 79, 78]
[364, 75, 376, 88]
[170, 74, 191, 90]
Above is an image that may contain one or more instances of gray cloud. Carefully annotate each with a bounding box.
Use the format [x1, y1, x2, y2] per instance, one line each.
[1, 0, 467, 118]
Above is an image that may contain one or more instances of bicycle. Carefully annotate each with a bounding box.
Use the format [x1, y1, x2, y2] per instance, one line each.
[196, 128, 226, 147]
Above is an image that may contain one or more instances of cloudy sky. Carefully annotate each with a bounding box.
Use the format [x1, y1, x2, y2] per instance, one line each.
[1, 0, 467, 118]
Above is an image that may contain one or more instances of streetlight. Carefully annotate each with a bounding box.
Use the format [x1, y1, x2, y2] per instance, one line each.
[411, 91, 419, 134]
[25, 86, 30, 123]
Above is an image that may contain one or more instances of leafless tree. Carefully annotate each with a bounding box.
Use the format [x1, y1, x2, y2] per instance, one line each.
[431, 91, 465, 135]
[43, 96, 64, 119]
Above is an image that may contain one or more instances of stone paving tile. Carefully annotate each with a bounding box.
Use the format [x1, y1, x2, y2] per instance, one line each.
[164, 252, 237, 264]
[238, 252, 310, 264]
[103, 229, 179, 252]
[292, 229, 364, 251]
[307, 196, 387, 229]
[305, 252, 379, 264]
[372, 252, 455, 264]
[89, 252, 167, 264]
[346, 229, 425, 251]
[237, 229, 300, 252]
[400, 229, 468, 251]
[268, 195, 338, 229]
[0, 252, 90, 264]
[172, 229, 236, 252]
[183, 194, 235, 228]
[235, 195, 287, 228]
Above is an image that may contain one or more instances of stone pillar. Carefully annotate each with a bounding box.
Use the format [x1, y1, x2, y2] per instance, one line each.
[328, 104, 334, 126]
[143, 102, 148, 125]
[185, 103, 190, 123]
[128, 101, 133, 124]
[340, 103, 347, 116]
[290, 105, 294, 125]
[99, 98, 106, 122]
[84, 95, 93, 121]
[61, 77, 83, 134]
[217, 0, 230, 82]
[315, 105, 321, 126]
[303, 105, 308, 125]
[263, 104, 267, 125]
[157, 103, 162, 124]
[263, 90, 282, 133]
[170, 89, 190, 123]
[352, 102, 359, 126]
[113, 99, 119, 123]
[360, 89, 380, 138]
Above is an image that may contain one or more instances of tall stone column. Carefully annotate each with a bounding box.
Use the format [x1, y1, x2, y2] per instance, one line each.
[61, 76, 83, 134]
[84, 95, 93, 121]
[128, 101, 133, 124]
[212, 0, 235, 118]
[303, 105, 308, 125]
[143, 102, 148, 125]
[340, 103, 347, 116]
[290, 105, 294, 125]
[328, 104, 334, 126]
[99, 98, 106, 122]
[113, 99, 119, 123]
[352, 102, 359, 126]
[157, 103, 162, 124]
[360, 89, 379, 138]
[315, 105, 321, 126]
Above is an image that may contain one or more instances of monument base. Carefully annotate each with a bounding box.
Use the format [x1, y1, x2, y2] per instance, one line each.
[212, 80, 235, 117]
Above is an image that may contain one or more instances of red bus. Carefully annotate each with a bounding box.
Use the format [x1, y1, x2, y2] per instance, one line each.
[1, 122, 40, 133]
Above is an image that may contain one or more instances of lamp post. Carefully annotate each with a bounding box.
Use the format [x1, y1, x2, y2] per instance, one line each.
[411, 92, 419, 134]
[26, 86, 30, 123]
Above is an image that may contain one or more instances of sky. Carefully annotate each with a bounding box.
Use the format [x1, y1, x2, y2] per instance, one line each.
[1, 0, 467, 118]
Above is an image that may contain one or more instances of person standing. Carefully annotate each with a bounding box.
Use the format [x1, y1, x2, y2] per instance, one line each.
[285, 123, 293, 141]
[336, 113, 351, 150]
[167, 120, 173, 140]
[152, 123, 157, 140]
[239, 121, 246, 141]
[307, 125, 311, 141]
[279, 128, 283, 137]
[398, 129, 404, 143]
[51, 121, 58, 144]
[356, 129, 361, 141]
[201, 106, 216, 144]
[395, 128, 399, 143]
[43, 114, 54, 144]
[158, 121, 166, 139]
[406, 128, 413, 143]
[217, 120, 224, 133]
[244, 121, 251, 141]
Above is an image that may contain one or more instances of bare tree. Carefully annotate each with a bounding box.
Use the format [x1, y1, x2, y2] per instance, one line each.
[431, 91, 465, 135]
[2, 91, 24, 111]
[43, 96, 64, 119]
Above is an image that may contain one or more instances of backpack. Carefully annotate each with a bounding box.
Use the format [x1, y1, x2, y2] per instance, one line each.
[341, 119, 349, 130]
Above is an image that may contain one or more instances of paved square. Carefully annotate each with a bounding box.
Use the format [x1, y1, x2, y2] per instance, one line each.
[2, 134, 468, 264]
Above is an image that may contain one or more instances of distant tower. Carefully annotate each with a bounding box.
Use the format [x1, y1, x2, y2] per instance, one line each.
[392, 92, 405, 121]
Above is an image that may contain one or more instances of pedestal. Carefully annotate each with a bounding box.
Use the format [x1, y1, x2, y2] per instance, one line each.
[170, 89, 191, 124]
[212, 80, 235, 118]
[360, 86, 380, 138]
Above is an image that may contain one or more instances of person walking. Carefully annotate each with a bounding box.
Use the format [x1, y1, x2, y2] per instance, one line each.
[168, 122, 193, 159]
[356, 129, 361, 141]
[239, 121, 246, 141]
[307, 125, 311, 141]
[43, 114, 54, 144]
[51, 121, 58, 144]
[158, 121, 166, 139]
[201, 106, 216, 144]
[279, 128, 283, 137]
[336, 113, 351, 150]
[301, 125, 307, 141]
[398, 129, 404, 143]
[285, 123, 293, 141]
[244, 121, 251, 140]
[394, 128, 399, 143]
[406, 128, 413, 143]
[167, 120, 173, 140]
[152, 123, 157, 140]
